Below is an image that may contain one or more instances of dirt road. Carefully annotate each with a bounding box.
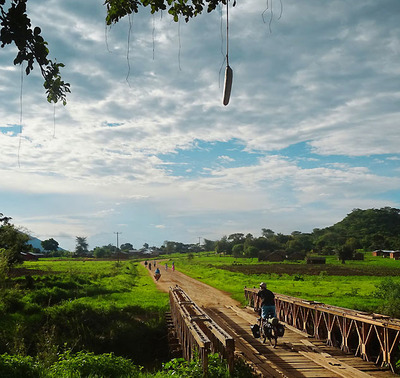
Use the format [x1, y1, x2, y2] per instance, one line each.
[144, 261, 240, 308]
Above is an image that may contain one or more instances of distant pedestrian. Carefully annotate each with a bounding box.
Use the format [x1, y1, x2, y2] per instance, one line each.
[165, 262, 168, 270]
[148, 264, 151, 271]
[154, 267, 161, 281]
[172, 261, 175, 272]
[144, 260, 148, 266]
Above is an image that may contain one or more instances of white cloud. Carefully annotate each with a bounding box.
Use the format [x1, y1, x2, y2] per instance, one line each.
[218, 155, 235, 162]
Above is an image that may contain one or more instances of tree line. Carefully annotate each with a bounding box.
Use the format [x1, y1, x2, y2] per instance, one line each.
[211, 207, 400, 262]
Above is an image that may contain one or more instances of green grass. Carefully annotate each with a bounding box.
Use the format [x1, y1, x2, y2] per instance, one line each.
[0, 260, 170, 368]
[22, 260, 169, 311]
[161, 252, 400, 313]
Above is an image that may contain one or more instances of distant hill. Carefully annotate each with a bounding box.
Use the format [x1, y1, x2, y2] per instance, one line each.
[27, 237, 65, 252]
[330, 207, 400, 237]
[27, 236, 44, 251]
[319, 207, 400, 251]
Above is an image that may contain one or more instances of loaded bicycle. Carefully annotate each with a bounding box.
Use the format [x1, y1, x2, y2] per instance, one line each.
[251, 309, 285, 347]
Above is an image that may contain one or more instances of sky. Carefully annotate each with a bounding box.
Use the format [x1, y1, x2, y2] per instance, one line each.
[1, 0, 399, 251]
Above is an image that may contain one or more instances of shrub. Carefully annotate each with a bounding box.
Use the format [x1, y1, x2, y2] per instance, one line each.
[0, 289, 25, 313]
[161, 353, 254, 377]
[48, 351, 141, 377]
[374, 278, 400, 318]
[0, 353, 42, 378]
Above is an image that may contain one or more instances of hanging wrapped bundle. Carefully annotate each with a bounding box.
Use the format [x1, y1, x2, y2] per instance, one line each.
[223, 64, 233, 106]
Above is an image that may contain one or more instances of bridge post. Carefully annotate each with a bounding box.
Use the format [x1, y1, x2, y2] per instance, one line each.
[341, 317, 350, 353]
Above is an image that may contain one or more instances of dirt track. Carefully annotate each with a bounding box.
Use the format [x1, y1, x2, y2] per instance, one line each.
[143, 261, 240, 308]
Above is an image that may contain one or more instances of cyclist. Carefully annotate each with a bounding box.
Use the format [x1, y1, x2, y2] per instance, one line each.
[154, 267, 161, 281]
[255, 282, 276, 320]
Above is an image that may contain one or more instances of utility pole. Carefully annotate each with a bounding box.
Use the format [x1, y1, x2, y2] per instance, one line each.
[114, 232, 122, 263]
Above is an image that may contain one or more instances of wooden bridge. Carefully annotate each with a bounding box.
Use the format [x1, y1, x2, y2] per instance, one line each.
[168, 285, 398, 377]
[245, 288, 400, 373]
[169, 285, 235, 374]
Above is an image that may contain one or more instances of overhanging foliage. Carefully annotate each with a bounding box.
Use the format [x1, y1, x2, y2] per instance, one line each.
[1, 0, 229, 104]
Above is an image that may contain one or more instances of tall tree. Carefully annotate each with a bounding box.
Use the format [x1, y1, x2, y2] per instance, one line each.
[227, 233, 245, 244]
[41, 238, 59, 252]
[215, 236, 232, 255]
[75, 236, 89, 256]
[261, 228, 275, 239]
[203, 238, 216, 252]
[120, 242, 133, 251]
[0, 215, 31, 270]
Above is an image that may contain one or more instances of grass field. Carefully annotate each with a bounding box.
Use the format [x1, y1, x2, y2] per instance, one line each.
[0, 260, 170, 370]
[160, 252, 400, 313]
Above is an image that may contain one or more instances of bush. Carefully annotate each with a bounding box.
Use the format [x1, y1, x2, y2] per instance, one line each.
[0, 353, 42, 378]
[0, 289, 25, 313]
[161, 354, 254, 377]
[374, 278, 400, 318]
[49, 351, 141, 377]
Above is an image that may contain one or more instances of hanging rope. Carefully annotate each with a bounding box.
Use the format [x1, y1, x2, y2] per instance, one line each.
[18, 63, 24, 168]
[222, 0, 233, 106]
[226, 0, 229, 67]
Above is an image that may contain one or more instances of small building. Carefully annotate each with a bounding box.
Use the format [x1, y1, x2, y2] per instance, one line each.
[390, 251, 400, 260]
[20, 252, 44, 261]
[372, 250, 400, 260]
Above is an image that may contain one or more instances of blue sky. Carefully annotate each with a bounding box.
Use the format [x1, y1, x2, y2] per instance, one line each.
[1, 0, 399, 251]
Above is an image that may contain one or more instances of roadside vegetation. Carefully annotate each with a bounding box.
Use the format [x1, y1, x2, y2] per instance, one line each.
[0, 351, 253, 377]
[0, 260, 170, 373]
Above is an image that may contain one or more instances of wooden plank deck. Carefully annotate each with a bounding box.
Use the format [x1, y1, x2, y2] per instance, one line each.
[205, 305, 396, 378]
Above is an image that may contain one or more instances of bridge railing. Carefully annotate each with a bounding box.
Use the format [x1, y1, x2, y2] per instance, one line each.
[169, 286, 235, 375]
[244, 287, 400, 372]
